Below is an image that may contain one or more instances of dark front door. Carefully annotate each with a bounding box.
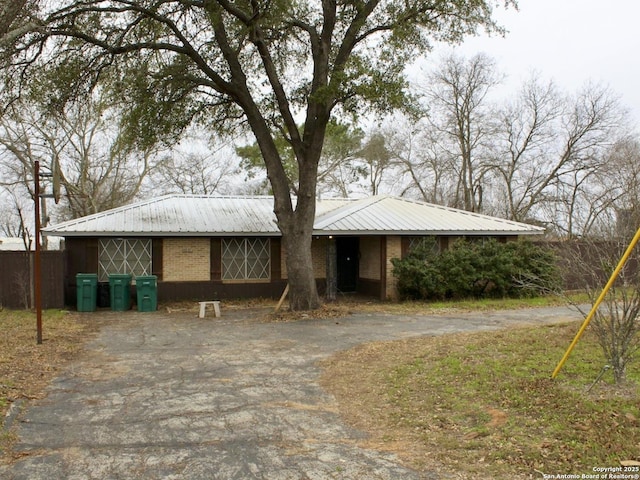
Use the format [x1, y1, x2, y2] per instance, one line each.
[336, 237, 359, 292]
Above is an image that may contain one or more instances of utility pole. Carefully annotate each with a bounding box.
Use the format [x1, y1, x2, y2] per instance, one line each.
[34, 160, 43, 344]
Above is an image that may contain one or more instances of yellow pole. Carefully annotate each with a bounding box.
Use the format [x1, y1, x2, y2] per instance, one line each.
[552, 226, 640, 379]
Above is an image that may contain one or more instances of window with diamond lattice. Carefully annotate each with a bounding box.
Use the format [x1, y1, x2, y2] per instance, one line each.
[99, 239, 152, 282]
[408, 236, 440, 254]
[222, 238, 270, 281]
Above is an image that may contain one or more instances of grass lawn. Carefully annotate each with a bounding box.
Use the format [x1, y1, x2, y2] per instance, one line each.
[321, 317, 640, 479]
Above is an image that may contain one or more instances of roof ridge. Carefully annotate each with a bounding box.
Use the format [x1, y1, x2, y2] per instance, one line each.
[166, 194, 275, 199]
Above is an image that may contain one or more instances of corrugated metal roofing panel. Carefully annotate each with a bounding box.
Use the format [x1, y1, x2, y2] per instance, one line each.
[0, 238, 31, 251]
[43, 195, 281, 237]
[42, 194, 544, 237]
[313, 196, 544, 235]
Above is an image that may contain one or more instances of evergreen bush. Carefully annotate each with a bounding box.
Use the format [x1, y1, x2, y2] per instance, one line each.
[391, 238, 561, 301]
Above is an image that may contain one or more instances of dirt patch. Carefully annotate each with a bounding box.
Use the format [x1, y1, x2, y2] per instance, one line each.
[486, 407, 508, 428]
[263, 303, 355, 322]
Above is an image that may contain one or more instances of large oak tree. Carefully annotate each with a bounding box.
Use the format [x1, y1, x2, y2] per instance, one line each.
[12, 0, 510, 310]
[0, 0, 32, 45]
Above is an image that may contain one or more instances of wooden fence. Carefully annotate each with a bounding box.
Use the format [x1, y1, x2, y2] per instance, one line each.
[0, 251, 65, 309]
[546, 240, 640, 291]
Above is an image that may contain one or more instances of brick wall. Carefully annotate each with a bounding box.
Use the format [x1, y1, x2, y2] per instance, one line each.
[163, 238, 210, 282]
[359, 236, 380, 280]
[385, 236, 402, 301]
[312, 238, 327, 277]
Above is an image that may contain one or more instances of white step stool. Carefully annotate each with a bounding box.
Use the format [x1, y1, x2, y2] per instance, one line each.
[198, 301, 221, 318]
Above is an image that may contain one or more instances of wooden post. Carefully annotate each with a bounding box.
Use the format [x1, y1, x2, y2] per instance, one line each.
[275, 284, 289, 312]
[326, 236, 337, 301]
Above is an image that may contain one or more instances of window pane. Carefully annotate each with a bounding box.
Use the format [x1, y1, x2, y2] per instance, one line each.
[99, 239, 152, 281]
[408, 236, 439, 254]
[99, 239, 125, 281]
[127, 240, 152, 278]
[222, 238, 245, 280]
[222, 238, 270, 280]
[246, 238, 270, 279]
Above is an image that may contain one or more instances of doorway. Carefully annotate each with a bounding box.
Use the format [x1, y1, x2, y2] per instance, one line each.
[336, 237, 359, 292]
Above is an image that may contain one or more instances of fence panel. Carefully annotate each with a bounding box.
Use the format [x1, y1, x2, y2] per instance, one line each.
[0, 251, 65, 309]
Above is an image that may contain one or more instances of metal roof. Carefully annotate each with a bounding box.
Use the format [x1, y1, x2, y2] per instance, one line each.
[0, 238, 32, 251]
[314, 196, 545, 235]
[43, 196, 280, 237]
[42, 194, 544, 237]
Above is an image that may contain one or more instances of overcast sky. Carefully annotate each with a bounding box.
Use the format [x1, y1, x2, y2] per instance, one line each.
[424, 0, 640, 126]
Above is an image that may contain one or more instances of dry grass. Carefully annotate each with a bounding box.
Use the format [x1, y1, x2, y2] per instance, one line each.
[0, 308, 104, 458]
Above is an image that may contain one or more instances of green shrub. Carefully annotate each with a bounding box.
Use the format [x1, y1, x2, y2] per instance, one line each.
[391, 237, 446, 300]
[392, 238, 561, 301]
[504, 239, 562, 297]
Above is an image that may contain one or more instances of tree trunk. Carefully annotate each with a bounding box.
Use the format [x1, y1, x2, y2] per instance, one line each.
[237, 73, 326, 311]
[282, 226, 321, 310]
[275, 163, 323, 311]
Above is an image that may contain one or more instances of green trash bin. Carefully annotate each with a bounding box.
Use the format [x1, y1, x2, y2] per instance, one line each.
[136, 275, 157, 312]
[109, 274, 132, 311]
[76, 273, 98, 312]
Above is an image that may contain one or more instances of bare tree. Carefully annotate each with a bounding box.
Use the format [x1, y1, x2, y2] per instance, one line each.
[0, 189, 34, 307]
[358, 131, 393, 196]
[388, 115, 456, 204]
[493, 75, 562, 221]
[551, 84, 626, 237]
[0, 94, 160, 221]
[490, 77, 628, 237]
[562, 137, 640, 239]
[559, 239, 640, 384]
[420, 52, 502, 213]
[155, 143, 240, 196]
[602, 138, 640, 238]
[0, 189, 33, 250]
[548, 168, 617, 239]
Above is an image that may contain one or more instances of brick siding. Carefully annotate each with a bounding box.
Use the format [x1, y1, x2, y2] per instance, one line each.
[385, 236, 402, 301]
[359, 236, 381, 280]
[163, 238, 210, 282]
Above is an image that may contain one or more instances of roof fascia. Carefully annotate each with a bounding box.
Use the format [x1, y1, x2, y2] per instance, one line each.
[41, 231, 283, 238]
[312, 230, 544, 236]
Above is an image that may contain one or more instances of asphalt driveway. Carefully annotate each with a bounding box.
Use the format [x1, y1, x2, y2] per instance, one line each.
[0, 305, 583, 480]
